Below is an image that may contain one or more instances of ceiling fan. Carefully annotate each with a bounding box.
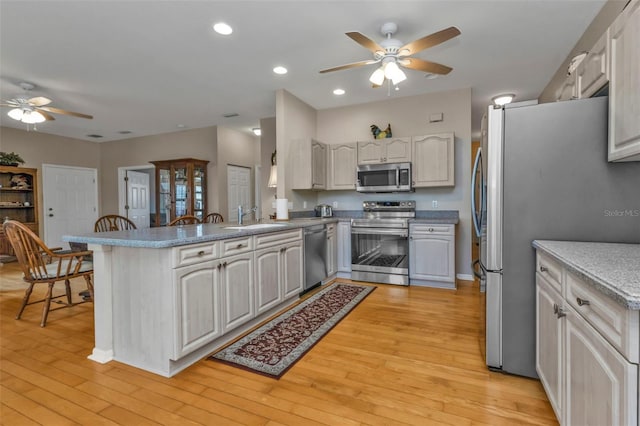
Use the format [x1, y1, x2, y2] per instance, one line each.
[320, 22, 460, 87]
[1, 82, 93, 124]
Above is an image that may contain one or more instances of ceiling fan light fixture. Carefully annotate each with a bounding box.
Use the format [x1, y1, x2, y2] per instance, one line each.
[492, 94, 515, 106]
[21, 110, 46, 124]
[213, 22, 233, 35]
[7, 108, 24, 121]
[391, 67, 407, 85]
[383, 60, 406, 85]
[369, 67, 385, 86]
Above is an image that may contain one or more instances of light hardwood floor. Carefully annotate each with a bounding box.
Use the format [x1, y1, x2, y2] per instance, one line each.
[0, 262, 557, 425]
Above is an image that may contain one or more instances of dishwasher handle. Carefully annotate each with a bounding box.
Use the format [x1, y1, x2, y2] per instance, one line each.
[304, 225, 327, 235]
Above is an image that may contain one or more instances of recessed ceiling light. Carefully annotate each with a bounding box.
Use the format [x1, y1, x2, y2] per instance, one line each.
[333, 88, 345, 95]
[252, 128, 262, 136]
[273, 66, 288, 75]
[492, 94, 515, 106]
[213, 22, 233, 35]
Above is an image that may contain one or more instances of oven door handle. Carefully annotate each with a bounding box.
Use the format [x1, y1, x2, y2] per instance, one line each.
[351, 228, 408, 237]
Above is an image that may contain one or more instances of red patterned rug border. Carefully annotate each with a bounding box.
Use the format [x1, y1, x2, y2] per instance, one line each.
[209, 282, 375, 379]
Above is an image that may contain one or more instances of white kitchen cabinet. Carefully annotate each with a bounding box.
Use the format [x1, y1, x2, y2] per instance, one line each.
[576, 29, 609, 99]
[535, 250, 639, 426]
[172, 260, 222, 359]
[336, 221, 352, 278]
[409, 224, 456, 289]
[220, 252, 255, 333]
[412, 133, 455, 187]
[255, 239, 303, 314]
[290, 138, 327, 190]
[357, 137, 411, 165]
[326, 223, 337, 278]
[535, 272, 564, 421]
[327, 143, 357, 190]
[608, 0, 640, 162]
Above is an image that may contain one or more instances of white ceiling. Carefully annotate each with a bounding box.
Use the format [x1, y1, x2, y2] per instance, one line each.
[0, 1, 606, 143]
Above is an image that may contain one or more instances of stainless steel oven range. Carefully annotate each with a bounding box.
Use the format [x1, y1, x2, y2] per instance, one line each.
[351, 200, 415, 285]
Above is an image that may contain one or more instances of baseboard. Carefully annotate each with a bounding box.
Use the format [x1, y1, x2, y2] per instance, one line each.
[456, 273, 474, 282]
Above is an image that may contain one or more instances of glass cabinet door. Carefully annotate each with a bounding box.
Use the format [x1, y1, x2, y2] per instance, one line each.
[157, 168, 171, 226]
[193, 165, 205, 221]
[174, 166, 187, 217]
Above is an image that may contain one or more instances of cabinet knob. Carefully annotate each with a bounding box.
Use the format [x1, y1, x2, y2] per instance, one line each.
[48, 214, 54, 217]
[576, 297, 590, 306]
[197, 250, 205, 256]
[553, 303, 566, 318]
[222, 261, 228, 268]
[236, 243, 244, 249]
[428, 228, 434, 232]
[217, 263, 222, 270]
[539, 265, 548, 272]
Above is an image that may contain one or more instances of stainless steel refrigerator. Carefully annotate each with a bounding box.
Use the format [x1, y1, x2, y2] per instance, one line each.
[472, 96, 640, 378]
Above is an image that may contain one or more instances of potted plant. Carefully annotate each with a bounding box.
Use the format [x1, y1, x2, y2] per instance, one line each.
[0, 152, 25, 167]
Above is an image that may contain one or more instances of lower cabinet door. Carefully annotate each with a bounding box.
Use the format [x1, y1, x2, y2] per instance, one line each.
[337, 222, 351, 273]
[254, 246, 282, 315]
[409, 234, 455, 283]
[173, 261, 221, 359]
[282, 241, 303, 299]
[220, 252, 255, 333]
[536, 275, 563, 422]
[565, 305, 638, 426]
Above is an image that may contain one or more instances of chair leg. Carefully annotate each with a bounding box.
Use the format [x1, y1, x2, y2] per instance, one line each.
[84, 274, 94, 302]
[40, 282, 55, 327]
[16, 283, 35, 320]
[65, 279, 73, 305]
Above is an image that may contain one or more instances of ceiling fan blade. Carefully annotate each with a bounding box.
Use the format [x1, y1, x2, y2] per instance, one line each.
[346, 32, 384, 54]
[319, 60, 378, 74]
[399, 26, 461, 56]
[38, 106, 93, 119]
[37, 110, 56, 121]
[28, 96, 52, 107]
[402, 58, 453, 75]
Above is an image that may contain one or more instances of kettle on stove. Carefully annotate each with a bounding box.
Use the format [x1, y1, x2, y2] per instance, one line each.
[314, 204, 333, 218]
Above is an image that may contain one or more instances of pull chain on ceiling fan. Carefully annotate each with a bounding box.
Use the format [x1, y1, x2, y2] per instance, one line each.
[1, 82, 93, 125]
[320, 22, 460, 87]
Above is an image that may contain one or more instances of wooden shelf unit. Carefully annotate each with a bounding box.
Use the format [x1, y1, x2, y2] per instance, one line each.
[0, 166, 39, 255]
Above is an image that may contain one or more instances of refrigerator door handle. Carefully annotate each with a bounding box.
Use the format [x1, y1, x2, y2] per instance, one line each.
[471, 148, 483, 238]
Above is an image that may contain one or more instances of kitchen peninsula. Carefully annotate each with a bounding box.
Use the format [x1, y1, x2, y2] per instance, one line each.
[64, 220, 335, 377]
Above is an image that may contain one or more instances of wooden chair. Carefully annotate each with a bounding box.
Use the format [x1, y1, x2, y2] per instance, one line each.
[3, 220, 94, 327]
[203, 213, 224, 223]
[94, 214, 137, 232]
[168, 215, 201, 226]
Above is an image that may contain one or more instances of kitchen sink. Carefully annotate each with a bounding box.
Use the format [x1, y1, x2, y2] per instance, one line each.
[224, 223, 287, 230]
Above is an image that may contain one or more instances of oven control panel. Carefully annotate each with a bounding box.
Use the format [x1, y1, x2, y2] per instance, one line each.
[363, 200, 416, 211]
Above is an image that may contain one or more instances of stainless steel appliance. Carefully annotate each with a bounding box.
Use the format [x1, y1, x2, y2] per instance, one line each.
[314, 204, 333, 217]
[472, 97, 640, 378]
[351, 200, 415, 285]
[356, 162, 412, 193]
[303, 224, 327, 292]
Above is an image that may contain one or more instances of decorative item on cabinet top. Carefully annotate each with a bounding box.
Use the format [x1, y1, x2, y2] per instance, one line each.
[370, 123, 392, 139]
[0, 152, 25, 167]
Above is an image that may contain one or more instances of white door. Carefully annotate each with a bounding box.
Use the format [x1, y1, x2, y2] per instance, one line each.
[227, 165, 251, 223]
[124, 170, 150, 228]
[42, 164, 98, 249]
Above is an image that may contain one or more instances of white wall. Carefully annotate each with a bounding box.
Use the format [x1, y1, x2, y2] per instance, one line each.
[260, 117, 276, 219]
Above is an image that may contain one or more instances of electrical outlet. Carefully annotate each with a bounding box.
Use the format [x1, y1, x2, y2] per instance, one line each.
[303, 201, 307, 209]
[432, 200, 438, 208]
[332, 201, 338, 208]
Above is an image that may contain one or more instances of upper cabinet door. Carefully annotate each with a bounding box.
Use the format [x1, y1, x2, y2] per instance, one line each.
[357, 139, 384, 164]
[576, 29, 609, 99]
[412, 133, 455, 187]
[328, 143, 357, 190]
[384, 137, 411, 163]
[608, 0, 640, 161]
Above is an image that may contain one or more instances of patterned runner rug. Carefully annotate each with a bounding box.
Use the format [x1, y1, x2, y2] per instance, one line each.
[210, 282, 375, 378]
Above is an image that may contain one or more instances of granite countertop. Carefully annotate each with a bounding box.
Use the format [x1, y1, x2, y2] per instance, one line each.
[532, 240, 640, 309]
[63, 218, 340, 249]
[64, 210, 459, 249]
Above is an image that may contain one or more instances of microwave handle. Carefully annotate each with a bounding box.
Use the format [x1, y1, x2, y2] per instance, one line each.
[396, 166, 400, 188]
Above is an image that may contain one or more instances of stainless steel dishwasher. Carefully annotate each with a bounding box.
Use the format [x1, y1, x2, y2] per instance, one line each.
[303, 224, 327, 292]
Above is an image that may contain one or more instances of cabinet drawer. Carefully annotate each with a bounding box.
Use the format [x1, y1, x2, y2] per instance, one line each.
[254, 229, 302, 250]
[173, 242, 219, 268]
[536, 253, 563, 294]
[409, 224, 454, 235]
[566, 270, 640, 363]
[220, 236, 253, 257]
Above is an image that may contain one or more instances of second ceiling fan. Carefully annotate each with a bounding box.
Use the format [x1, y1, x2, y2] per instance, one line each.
[320, 22, 460, 87]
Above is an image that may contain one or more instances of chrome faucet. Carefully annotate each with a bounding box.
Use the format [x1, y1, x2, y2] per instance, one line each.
[237, 205, 257, 225]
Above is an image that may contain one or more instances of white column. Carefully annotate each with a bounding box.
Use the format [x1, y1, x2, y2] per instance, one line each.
[87, 244, 114, 363]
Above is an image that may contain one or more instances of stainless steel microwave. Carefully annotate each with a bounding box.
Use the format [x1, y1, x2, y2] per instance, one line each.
[356, 162, 412, 193]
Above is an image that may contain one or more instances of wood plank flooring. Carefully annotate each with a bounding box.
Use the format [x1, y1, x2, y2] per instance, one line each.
[0, 262, 558, 425]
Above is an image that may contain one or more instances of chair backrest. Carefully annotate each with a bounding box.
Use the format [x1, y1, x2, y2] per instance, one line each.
[3, 220, 62, 281]
[204, 213, 224, 223]
[168, 215, 201, 226]
[94, 215, 137, 232]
